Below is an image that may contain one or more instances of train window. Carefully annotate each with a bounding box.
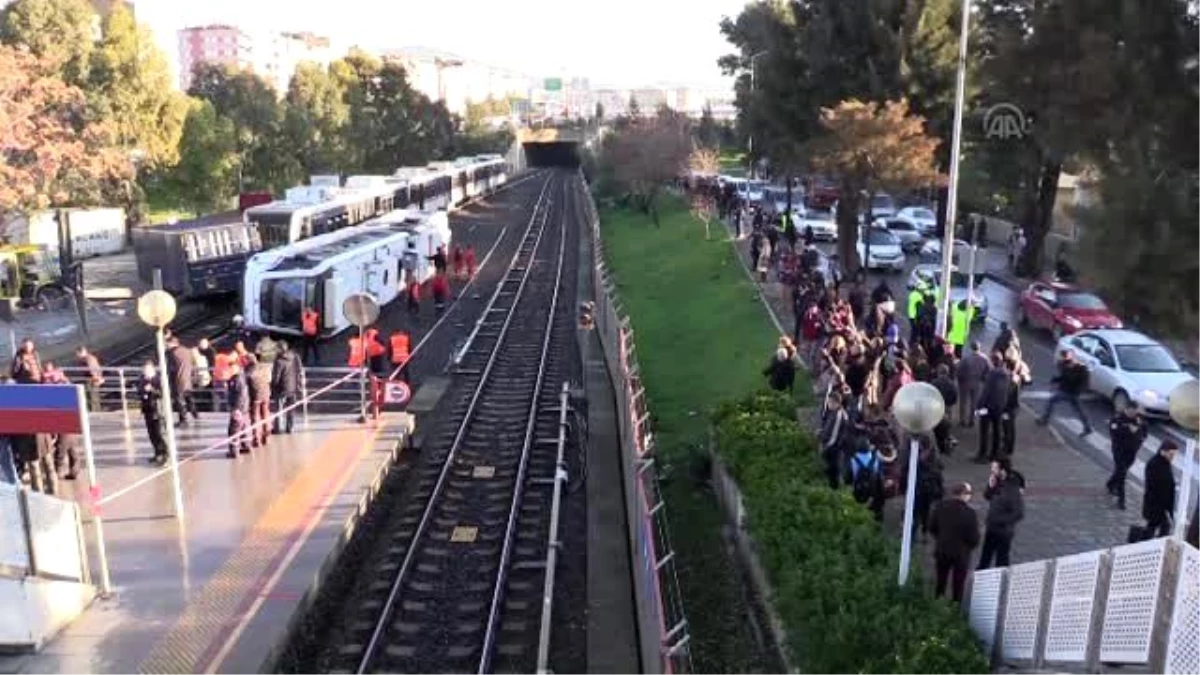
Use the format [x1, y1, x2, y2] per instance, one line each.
[261, 276, 319, 329]
[184, 234, 199, 262]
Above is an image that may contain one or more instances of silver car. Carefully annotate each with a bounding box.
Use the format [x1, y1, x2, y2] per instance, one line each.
[907, 263, 988, 322]
[881, 218, 924, 252]
[896, 206, 937, 236]
[1055, 329, 1197, 417]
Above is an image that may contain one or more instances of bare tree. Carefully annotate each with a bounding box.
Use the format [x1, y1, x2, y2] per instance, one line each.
[602, 115, 692, 226]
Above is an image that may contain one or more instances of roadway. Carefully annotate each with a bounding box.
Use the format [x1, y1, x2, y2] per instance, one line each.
[808, 238, 1198, 509]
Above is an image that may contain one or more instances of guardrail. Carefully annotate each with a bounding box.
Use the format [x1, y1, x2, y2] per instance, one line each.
[580, 172, 692, 673]
[967, 537, 1199, 673]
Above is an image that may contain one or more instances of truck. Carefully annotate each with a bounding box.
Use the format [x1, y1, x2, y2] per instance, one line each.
[3, 208, 126, 258]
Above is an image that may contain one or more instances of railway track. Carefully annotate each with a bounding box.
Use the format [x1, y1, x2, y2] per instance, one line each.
[104, 302, 237, 366]
[315, 170, 582, 674]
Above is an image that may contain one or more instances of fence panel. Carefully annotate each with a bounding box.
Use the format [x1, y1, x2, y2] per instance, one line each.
[968, 568, 1005, 656]
[1165, 543, 1200, 675]
[1099, 537, 1170, 664]
[1043, 550, 1106, 664]
[0, 483, 29, 574]
[1001, 560, 1052, 663]
[24, 491, 87, 583]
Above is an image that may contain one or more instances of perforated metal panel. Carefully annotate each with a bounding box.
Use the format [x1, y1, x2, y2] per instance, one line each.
[24, 490, 85, 582]
[969, 568, 1006, 651]
[1002, 560, 1051, 661]
[1043, 550, 1104, 663]
[0, 483, 29, 571]
[1099, 537, 1169, 664]
[1165, 544, 1200, 675]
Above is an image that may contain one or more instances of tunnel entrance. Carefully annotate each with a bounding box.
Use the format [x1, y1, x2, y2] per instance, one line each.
[524, 142, 581, 168]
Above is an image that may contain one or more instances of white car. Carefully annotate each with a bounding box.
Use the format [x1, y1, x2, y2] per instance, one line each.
[1055, 329, 1197, 417]
[896, 206, 937, 236]
[856, 227, 906, 272]
[746, 179, 768, 205]
[868, 193, 897, 219]
[880, 217, 924, 252]
[796, 209, 837, 241]
[919, 238, 974, 266]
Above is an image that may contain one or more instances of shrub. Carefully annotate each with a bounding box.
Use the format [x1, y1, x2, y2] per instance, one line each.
[712, 390, 989, 673]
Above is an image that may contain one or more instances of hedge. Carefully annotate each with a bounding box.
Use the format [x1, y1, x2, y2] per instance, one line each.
[712, 390, 990, 673]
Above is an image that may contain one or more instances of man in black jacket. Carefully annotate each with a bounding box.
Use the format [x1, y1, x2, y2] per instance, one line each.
[977, 459, 1025, 569]
[1107, 402, 1147, 510]
[929, 481, 980, 602]
[225, 361, 252, 458]
[271, 341, 304, 435]
[930, 364, 958, 455]
[138, 361, 168, 465]
[975, 353, 1010, 463]
[166, 336, 198, 427]
[1143, 440, 1178, 537]
[1036, 349, 1093, 436]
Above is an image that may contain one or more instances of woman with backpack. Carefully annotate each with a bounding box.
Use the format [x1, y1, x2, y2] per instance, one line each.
[849, 439, 886, 522]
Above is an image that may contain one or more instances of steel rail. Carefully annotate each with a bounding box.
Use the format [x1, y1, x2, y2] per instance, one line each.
[354, 171, 557, 675]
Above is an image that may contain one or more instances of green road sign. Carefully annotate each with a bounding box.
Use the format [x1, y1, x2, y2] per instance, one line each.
[544, 78, 562, 92]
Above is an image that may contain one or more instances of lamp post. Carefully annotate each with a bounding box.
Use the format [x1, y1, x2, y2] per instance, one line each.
[892, 381, 946, 586]
[1168, 380, 1199, 538]
[936, 0, 972, 338]
[747, 50, 769, 180]
[137, 289, 185, 519]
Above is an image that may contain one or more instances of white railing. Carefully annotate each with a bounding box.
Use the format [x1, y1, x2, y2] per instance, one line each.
[968, 537, 1200, 673]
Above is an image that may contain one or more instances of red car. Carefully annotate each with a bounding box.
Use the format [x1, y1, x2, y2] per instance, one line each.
[1018, 281, 1123, 339]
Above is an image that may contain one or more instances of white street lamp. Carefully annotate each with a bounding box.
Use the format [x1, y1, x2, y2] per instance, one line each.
[936, 0, 972, 338]
[137, 289, 185, 519]
[747, 50, 769, 180]
[892, 381, 946, 586]
[1168, 380, 1199, 538]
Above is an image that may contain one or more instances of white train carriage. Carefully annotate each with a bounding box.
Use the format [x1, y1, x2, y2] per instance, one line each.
[394, 167, 453, 212]
[244, 186, 381, 250]
[242, 209, 451, 338]
[473, 154, 508, 193]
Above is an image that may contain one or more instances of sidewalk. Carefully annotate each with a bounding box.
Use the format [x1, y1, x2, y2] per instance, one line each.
[720, 219, 1140, 570]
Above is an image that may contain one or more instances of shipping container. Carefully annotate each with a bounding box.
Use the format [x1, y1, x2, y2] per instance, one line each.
[3, 208, 125, 258]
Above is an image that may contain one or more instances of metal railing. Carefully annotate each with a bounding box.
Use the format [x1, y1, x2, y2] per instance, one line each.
[967, 537, 1199, 674]
[580, 170, 692, 673]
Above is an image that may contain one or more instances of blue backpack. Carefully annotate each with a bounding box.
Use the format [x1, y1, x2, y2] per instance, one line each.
[851, 453, 879, 503]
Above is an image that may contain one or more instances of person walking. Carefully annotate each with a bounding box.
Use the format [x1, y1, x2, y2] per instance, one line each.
[74, 346, 105, 412]
[10, 338, 41, 383]
[1143, 440, 1178, 538]
[137, 361, 168, 465]
[1107, 402, 1146, 511]
[247, 355, 272, 448]
[930, 364, 958, 455]
[166, 336, 199, 427]
[913, 441, 945, 538]
[225, 360, 252, 458]
[929, 482, 980, 602]
[301, 307, 321, 365]
[849, 440, 886, 522]
[431, 271, 451, 316]
[977, 459, 1026, 570]
[464, 245, 477, 278]
[820, 393, 850, 490]
[389, 330, 411, 382]
[956, 342, 990, 427]
[406, 278, 421, 316]
[975, 352, 1010, 463]
[271, 341, 303, 435]
[1036, 349, 1093, 436]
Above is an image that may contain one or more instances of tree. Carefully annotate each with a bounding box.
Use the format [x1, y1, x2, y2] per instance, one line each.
[688, 147, 720, 175]
[0, 45, 132, 223]
[594, 101, 604, 122]
[89, 4, 187, 169]
[600, 115, 692, 225]
[170, 98, 239, 213]
[0, 0, 95, 86]
[696, 104, 721, 149]
[807, 99, 941, 273]
[284, 61, 350, 174]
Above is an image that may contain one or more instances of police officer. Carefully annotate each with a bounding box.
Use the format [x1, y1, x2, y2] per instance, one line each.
[225, 360, 252, 458]
[138, 361, 168, 465]
[1107, 401, 1147, 510]
[906, 282, 925, 343]
[947, 300, 974, 358]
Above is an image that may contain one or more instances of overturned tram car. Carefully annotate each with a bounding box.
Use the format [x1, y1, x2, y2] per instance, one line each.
[242, 209, 451, 338]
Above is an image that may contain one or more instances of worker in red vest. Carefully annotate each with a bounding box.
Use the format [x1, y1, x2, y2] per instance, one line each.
[431, 272, 450, 316]
[390, 330, 411, 382]
[347, 334, 366, 369]
[364, 327, 387, 375]
[406, 279, 421, 316]
[452, 245, 465, 279]
[464, 245, 477, 278]
[301, 307, 320, 365]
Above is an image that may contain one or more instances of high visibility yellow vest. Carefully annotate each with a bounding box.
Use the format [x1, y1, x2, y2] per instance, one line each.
[907, 289, 923, 320]
[948, 305, 974, 346]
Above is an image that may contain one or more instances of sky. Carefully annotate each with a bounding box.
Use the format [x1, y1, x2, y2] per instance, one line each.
[136, 0, 749, 90]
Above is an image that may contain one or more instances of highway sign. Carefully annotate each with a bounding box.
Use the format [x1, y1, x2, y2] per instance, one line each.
[544, 78, 562, 92]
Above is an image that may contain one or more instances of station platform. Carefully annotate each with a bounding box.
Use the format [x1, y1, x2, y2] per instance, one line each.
[0, 411, 412, 674]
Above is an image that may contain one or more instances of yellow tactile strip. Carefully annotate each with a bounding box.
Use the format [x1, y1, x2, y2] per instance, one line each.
[137, 421, 390, 674]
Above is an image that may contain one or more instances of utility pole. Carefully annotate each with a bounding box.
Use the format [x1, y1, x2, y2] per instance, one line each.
[747, 50, 769, 180]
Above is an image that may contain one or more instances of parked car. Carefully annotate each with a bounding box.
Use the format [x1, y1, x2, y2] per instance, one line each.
[856, 227, 906, 272]
[868, 193, 897, 219]
[746, 179, 769, 205]
[796, 209, 837, 241]
[881, 218, 924, 252]
[919, 238, 974, 266]
[907, 263, 988, 322]
[1055, 329, 1195, 417]
[1019, 281, 1123, 339]
[896, 206, 937, 236]
[765, 185, 805, 216]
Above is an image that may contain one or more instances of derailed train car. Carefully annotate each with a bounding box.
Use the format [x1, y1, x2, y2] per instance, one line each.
[131, 213, 262, 298]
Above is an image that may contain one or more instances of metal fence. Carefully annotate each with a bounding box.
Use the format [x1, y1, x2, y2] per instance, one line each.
[967, 537, 1199, 673]
[580, 173, 692, 673]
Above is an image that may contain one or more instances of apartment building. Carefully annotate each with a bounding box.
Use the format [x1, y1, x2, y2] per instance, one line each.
[379, 46, 530, 115]
[177, 25, 254, 91]
[256, 31, 334, 94]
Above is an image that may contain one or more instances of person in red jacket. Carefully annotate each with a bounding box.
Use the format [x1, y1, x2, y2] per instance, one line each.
[464, 245, 477, 278]
[431, 272, 450, 316]
[406, 279, 421, 316]
[452, 245, 465, 278]
[364, 327, 388, 375]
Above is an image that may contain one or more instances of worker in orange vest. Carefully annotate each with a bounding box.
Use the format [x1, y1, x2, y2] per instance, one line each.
[364, 327, 387, 375]
[431, 272, 450, 316]
[212, 352, 235, 411]
[406, 279, 421, 316]
[464, 245, 477, 278]
[390, 330, 411, 382]
[301, 307, 321, 365]
[452, 245, 465, 279]
[347, 334, 366, 369]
